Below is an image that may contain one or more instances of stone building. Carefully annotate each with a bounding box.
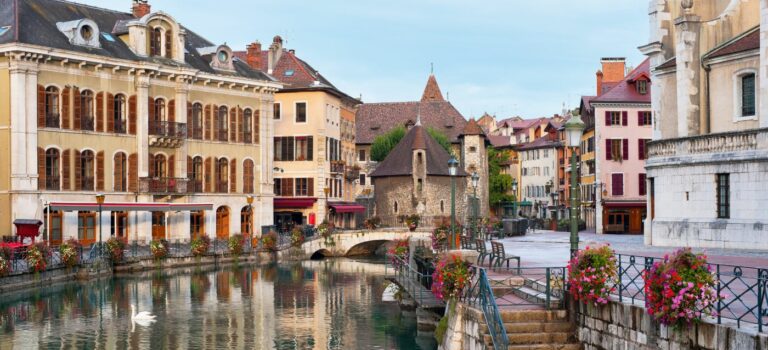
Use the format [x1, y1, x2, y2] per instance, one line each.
[369, 119, 468, 225]
[640, 0, 768, 249]
[0, 0, 280, 243]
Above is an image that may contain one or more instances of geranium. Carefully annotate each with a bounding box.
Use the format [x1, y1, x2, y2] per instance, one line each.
[228, 233, 245, 256]
[26, 243, 50, 273]
[190, 236, 211, 257]
[59, 238, 82, 268]
[261, 231, 278, 252]
[290, 227, 305, 248]
[0, 255, 10, 276]
[388, 237, 410, 268]
[150, 239, 169, 260]
[567, 245, 617, 306]
[431, 254, 472, 301]
[318, 221, 336, 246]
[105, 237, 126, 261]
[644, 248, 723, 329]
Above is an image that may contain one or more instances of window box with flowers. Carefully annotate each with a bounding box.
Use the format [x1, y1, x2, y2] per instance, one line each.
[567, 245, 617, 306]
[26, 243, 50, 274]
[106, 237, 126, 262]
[405, 214, 420, 231]
[190, 236, 211, 257]
[228, 233, 245, 256]
[150, 239, 169, 260]
[388, 237, 409, 269]
[60, 238, 82, 269]
[431, 254, 472, 301]
[261, 231, 278, 252]
[290, 227, 305, 248]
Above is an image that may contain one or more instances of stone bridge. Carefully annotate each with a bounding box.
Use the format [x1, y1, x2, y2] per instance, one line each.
[279, 228, 432, 259]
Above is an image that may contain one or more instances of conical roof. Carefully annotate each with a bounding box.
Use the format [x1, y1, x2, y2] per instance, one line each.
[421, 74, 445, 102]
[369, 125, 467, 178]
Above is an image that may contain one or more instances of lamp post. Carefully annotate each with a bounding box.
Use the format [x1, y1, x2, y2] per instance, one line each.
[448, 156, 459, 250]
[471, 171, 480, 240]
[552, 192, 560, 229]
[246, 195, 254, 245]
[95, 193, 105, 259]
[564, 115, 585, 257]
[511, 179, 518, 218]
[324, 187, 331, 223]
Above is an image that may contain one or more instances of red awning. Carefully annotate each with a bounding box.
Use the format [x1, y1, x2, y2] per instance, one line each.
[603, 201, 646, 209]
[49, 202, 213, 212]
[274, 198, 317, 209]
[329, 203, 366, 213]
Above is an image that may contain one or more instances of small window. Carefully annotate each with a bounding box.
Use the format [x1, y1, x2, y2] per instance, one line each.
[295, 102, 307, 123]
[284, 69, 295, 76]
[394, 201, 398, 214]
[359, 174, 366, 185]
[637, 79, 648, 95]
[358, 149, 366, 162]
[218, 50, 229, 63]
[611, 173, 624, 196]
[80, 25, 93, 40]
[469, 146, 477, 153]
[716, 174, 730, 219]
[741, 73, 756, 117]
[610, 111, 621, 126]
[639, 111, 652, 126]
[273, 102, 281, 120]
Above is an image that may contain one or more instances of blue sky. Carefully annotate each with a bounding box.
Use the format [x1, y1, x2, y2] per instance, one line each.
[81, 0, 648, 119]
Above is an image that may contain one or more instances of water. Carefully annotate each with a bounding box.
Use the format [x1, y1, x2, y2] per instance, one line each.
[0, 259, 437, 350]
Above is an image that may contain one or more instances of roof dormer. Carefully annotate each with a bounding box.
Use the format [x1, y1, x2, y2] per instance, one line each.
[198, 45, 235, 72]
[126, 12, 186, 62]
[56, 19, 101, 49]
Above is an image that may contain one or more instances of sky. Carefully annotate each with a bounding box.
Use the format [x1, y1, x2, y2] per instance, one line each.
[79, 0, 649, 120]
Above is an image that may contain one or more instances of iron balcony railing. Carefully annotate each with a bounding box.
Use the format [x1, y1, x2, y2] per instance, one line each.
[217, 130, 228, 142]
[114, 121, 126, 134]
[148, 120, 187, 139]
[80, 116, 94, 131]
[330, 161, 345, 174]
[45, 114, 60, 128]
[187, 180, 203, 193]
[139, 177, 189, 194]
[45, 177, 60, 190]
[190, 128, 203, 140]
[80, 177, 95, 191]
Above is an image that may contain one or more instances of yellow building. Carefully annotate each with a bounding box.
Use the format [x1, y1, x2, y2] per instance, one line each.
[235, 37, 361, 230]
[0, 0, 280, 243]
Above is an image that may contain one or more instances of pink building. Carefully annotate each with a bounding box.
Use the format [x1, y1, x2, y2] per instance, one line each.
[592, 59, 652, 234]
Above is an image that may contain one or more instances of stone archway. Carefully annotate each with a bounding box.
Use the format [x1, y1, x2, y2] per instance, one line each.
[345, 240, 392, 257]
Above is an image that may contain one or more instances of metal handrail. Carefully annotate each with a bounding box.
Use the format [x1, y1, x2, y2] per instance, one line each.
[465, 268, 508, 350]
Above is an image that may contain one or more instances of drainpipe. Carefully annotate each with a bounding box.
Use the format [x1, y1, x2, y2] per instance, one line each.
[702, 60, 712, 134]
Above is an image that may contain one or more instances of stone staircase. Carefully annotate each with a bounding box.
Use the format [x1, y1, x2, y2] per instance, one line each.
[479, 309, 581, 350]
[487, 276, 563, 309]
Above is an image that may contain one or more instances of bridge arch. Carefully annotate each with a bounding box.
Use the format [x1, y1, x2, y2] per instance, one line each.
[310, 249, 332, 260]
[345, 239, 392, 256]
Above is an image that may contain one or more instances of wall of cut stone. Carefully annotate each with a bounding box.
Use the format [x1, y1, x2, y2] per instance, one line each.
[438, 302, 486, 350]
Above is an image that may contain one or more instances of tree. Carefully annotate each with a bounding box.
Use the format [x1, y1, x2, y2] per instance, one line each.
[426, 127, 453, 156]
[370, 126, 452, 162]
[487, 147, 514, 208]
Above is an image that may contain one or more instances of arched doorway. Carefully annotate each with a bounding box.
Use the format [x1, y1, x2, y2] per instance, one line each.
[216, 206, 230, 240]
[240, 206, 253, 237]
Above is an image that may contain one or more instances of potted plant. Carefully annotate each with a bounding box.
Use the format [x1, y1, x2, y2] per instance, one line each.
[364, 216, 381, 230]
[405, 214, 421, 231]
[567, 245, 617, 306]
[105, 237, 126, 262]
[190, 235, 211, 257]
[26, 242, 50, 274]
[228, 233, 245, 256]
[317, 221, 336, 246]
[431, 254, 472, 301]
[150, 239, 169, 260]
[388, 237, 410, 268]
[261, 231, 278, 252]
[0, 249, 10, 276]
[59, 238, 82, 269]
[290, 227, 305, 248]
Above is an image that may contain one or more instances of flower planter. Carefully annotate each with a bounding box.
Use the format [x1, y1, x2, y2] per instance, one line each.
[408, 223, 418, 232]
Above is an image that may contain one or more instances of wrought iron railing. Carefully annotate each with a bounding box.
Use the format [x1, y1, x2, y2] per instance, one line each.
[45, 114, 60, 128]
[187, 180, 203, 193]
[217, 130, 228, 142]
[330, 161, 345, 174]
[81, 116, 94, 131]
[140, 177, 190, 194]
[464, 268, 508, 350]
[388, 255, 437, 307]
[148, 120, 187, 139]
[45, 177, 60, 190]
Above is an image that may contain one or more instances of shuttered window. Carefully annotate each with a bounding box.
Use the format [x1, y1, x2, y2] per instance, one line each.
[639, 173, 647, 196]
[716, 174, 730, 219]
[114, 152, 127, 191]
[44, 86, 60, 128]
[243, 159, 254, 194]
[611, 173, 624, 196]
[741, 73, 756, 117]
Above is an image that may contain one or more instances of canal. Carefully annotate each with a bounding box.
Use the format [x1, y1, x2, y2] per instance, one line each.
[0, 258, 437, 349]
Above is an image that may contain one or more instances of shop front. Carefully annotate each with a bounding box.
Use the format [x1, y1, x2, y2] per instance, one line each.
[602, 201, 645, 234]
[273, 198, 317, 233]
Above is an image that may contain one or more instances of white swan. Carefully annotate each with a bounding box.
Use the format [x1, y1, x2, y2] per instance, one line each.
[130, 304, 156, 321]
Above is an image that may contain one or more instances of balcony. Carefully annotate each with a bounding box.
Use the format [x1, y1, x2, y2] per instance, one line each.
[647, 128, 768, 166]
[45, 178, 60, 191]
[216, 181, 228, 193]
[330, 160, 345, 174]
[45, 114, 60, 128]
[80, 177, 94, 191]
[217, 130, 228, 142]
[148, 121, 187, 148]
[81, 116, 94, 131]
[345, 165, 360, 182]
[114, 121, 126, 134]
[188, 180, 203, 193]
[140, 177, 190, 195]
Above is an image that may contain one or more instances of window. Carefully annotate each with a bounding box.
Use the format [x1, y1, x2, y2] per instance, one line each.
[216, 158, 228, 193]
[217, 106, 228, 141]
[48, 210, 63, 245]
[639, 111, 652, 126]
[113, 94, 126, 133]
[152, 154, 166, 178]
[114, 152, 127, 191]
[243, 109, 253, 143]
[358, 149, 366, 162]
[609, 111, 621, 126]
[45, 148, 60, 190]
[611, 173, 624, 196]
[150, 27, 162, 57]
[295, 178, 309, 196]
[80, 90, 95, 131]
[190, 210, 205, 240]
[191, 156, 203, 192]
[77, 211, 97, 244]
[394, 201, 398, 214]
[295, 136, 312, 161]
[359, 174, 366, 185]
[740, 73, 756, 117]
[216, 206, 230, 239]
[639, 173, 647, 196]
[469, 146, 477, 153]
[45, 86, 60, 127]
[241, 206, 253, 236]
[273, 102, 281, 120]
[80, 150, 95, 190]
[274, 178, 283, 197]
[637, 79, 648, 95]
[192, 103, 203, 139]
[607, 139, 626, 161]
[284, 69, 295, 77]
[111, 211, 129, 239]
[716, 174, 730, 219]
[154, 98, 166, 122]
[440, 200, 445, 214]
[164, 30, 173, 58]
[295, 102, 307, 123]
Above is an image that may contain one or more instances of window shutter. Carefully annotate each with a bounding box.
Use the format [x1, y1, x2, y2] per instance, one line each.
[604, 111, 610, 126]
[307, 136, 314, 161]
[168, 154, 175, 178]
[148, 153, 156, 178]
[204, 157, 212, 192]
[187, 156, 193, 179]
[37, 85, 45, 127]
[611, 174, 623, 196]
[38, 147, 46, 190]
[622, 139, 629, 160]
[128, 153, 138, 192]
[62, 149, 71, 190]
[638, 139, 645, 160]
[230, 158, 237, 193]
[148, 97, 155, 123]
[639, 174, 647, 196]
[96, 151, 105, 191]
[308, 178, 314, 197]
[106, 93, 115, 132]
[128, 95, 137, 135]
[165, 30, 172, 58]
[637, 111, 642, 126]
[74, 150, 82, 191]
[230, 107, 237, 142]
[62, 87, 71, 130]
[186, 101, 192, 127]
[212, 104, 218, 140]
[73, 87, 81, 130]
[114, 153, 123, 191]
[284, 178, 294, 197]
[622, 111, 628, 126]
[204, 105, 212, 140]
[96, 92, 104, 132]
[168, 99, 175, 123]
[254, 109, 260, 144]
[237, 107, 244, 143]
[605, 139, 612, 160]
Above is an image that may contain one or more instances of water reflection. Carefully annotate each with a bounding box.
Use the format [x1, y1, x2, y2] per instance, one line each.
[0, 259, 436, 350]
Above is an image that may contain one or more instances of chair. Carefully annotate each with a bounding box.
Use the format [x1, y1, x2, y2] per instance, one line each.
[490, 241, 521, 272]
[475, 239, 491, 267]
[460, 236, 475, 250]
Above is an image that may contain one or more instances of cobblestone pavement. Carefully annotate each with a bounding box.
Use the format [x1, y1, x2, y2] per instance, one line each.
[493, 230, 768, 268]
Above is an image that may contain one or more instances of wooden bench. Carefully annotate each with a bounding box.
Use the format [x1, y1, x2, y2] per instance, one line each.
[460, 235, 475, 250]
[475, 239, 491, 267]
[490, 241, 521, 272]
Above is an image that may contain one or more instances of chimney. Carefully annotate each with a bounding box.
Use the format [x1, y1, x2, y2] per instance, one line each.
[132, 0, 151, 18]
[267, 35, 284, 74]
[246, 41, 262, 70]
[600, 57, 626, 83]
[596, 70, 604, 96]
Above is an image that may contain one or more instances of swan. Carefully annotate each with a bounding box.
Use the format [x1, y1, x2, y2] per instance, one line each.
[130, 305, 156, 321]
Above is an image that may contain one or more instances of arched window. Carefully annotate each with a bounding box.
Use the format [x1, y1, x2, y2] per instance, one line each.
[45, 86, 60, 127]
[440, 200, 445, 214]
[192, 103, 203, 139]
[217, 106, 228, 141]
[80, 90, 94, 130]
[45, 148, 60, 190]
[114, 152, 127, 191]
[192, 156, 203, 192]
[79, 150, 95, 190]
[216, 206, 230, 240]
[152, 154, 167, 178]
[243, 108, 253, 143]
[150, 27, 162, 57]
[240, 206, 253, 237]
[243, 159, 254, 193]
[113, 94, 127, 133]
[154, 98, 166, 122]
[216, 158, 228, 193]
[190, 210, 205, 240]
[164, 29, 173, 58]
[394, 201, 398, 214]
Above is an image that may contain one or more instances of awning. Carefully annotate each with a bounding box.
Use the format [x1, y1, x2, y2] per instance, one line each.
[274, 198, 317, 209]
[603, 201, 646, 209]
[518, 201, 533, 207]
[329, 202, 366, 213]
[49, 202, 213, 212]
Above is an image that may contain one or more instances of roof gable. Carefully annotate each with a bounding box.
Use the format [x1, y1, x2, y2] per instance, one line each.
[421, 74, 445, 102]
[704, 26, 759, 61]
[592, 58, 651, 104]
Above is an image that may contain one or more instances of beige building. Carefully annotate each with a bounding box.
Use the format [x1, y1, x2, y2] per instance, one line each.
[0, 0, 280, 244]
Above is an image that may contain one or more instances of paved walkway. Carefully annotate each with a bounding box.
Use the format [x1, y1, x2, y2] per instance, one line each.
[492, 230, 768, 268]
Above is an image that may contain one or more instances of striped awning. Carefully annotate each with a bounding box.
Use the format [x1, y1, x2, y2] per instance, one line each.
[49, 202, 213, 212]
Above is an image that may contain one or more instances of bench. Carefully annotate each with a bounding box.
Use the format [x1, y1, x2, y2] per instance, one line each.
[475, 239, 491, 267]
[460, 235, 475, 250]
[490, 241, 521, 272]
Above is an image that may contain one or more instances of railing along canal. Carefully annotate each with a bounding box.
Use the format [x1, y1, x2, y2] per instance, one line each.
[464, 268, 508, 350]
[387, 255, 436, 307]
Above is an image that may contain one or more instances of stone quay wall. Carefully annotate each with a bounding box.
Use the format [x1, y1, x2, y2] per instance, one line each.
[438, 302, 486, 350]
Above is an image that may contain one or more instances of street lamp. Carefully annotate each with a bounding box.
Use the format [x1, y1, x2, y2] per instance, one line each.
[246, 195, 254, 245]
[448, 156, 459, 250]
[471, 171, 480, 240]
[323, 187, 331, 223]
[95, 193, 105, 259]
[511, 179, 518, 218]
[564, 115, 585, 257]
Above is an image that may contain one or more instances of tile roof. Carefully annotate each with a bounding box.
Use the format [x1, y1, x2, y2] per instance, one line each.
[656, 57, 676, 70]
[580, 96, 596, 114]
[356, 101, 467, 144]
[421, 74, 445, 102]
[369, 125, 467, 178]
[704, 26, 759, 60]
[461, 118, 486, 137]
[592, 58, 651, 104]
[1, 0, 272, 81]
[488, 135, 513, 148]
[515, 137, 561, 151]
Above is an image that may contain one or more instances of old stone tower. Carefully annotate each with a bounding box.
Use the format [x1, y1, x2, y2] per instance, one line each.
[459, 119, 490, 218]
